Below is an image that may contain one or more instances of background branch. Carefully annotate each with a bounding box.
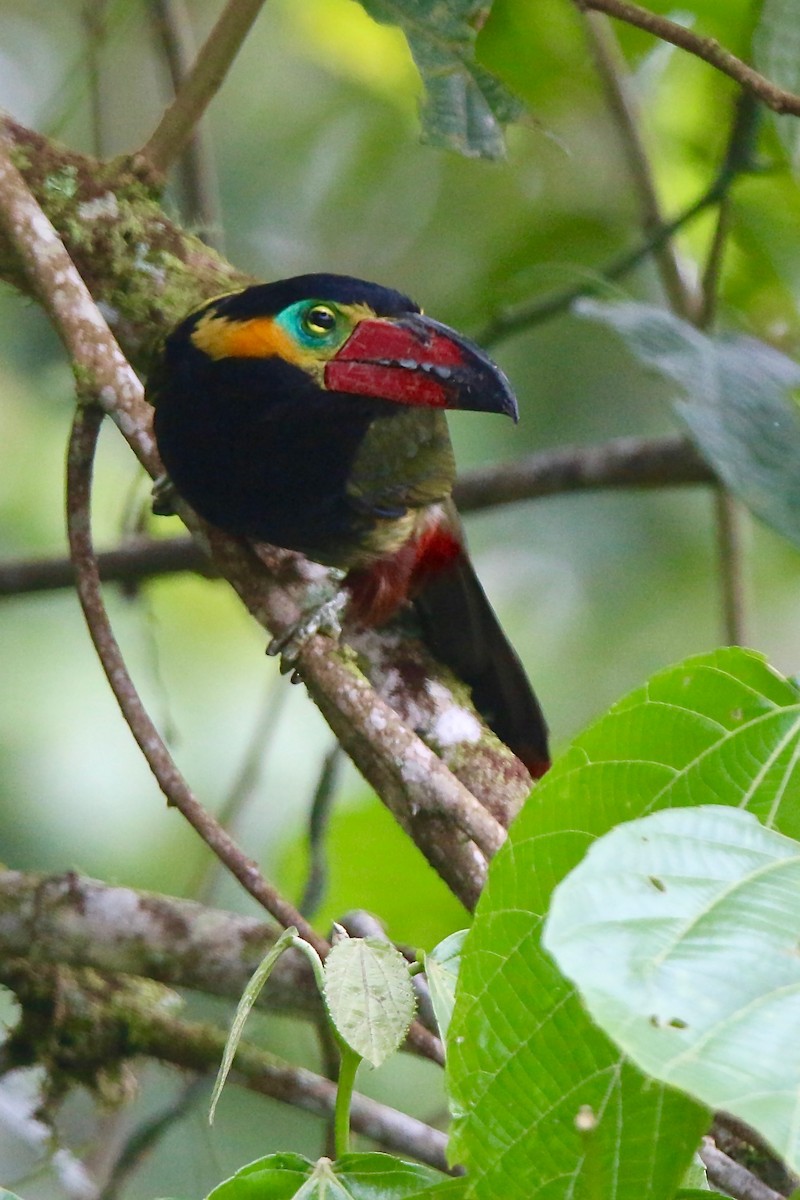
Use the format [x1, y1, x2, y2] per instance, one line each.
[575, 0, 800, 115]
[139, 0, 269, 175]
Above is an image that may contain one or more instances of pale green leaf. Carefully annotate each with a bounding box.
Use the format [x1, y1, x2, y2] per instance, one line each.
[544, 806, 800, 1173]
[356, 0, 522, 157]
[576, 300, 800, 550]
[424, 929, 467, 1044]
[324, 938, 416, 1066]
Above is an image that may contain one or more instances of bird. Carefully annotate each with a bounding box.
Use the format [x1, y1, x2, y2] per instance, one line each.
[147, 273, 550, 778]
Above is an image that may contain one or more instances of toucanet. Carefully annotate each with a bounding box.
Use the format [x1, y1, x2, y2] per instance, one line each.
[147, 274, 550, 778]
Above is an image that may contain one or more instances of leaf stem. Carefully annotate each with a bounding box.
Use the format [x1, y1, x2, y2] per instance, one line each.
[334, 1047, 361, 1159]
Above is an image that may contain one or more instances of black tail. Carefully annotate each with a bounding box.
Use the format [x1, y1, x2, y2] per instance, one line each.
[413, 552, 550, 779]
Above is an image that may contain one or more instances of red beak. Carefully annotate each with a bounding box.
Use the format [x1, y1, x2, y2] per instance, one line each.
[324, 313, 519, 421]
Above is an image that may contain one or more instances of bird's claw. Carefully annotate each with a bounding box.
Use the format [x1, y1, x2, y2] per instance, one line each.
[267, 588, 350, 672]
[152, 474, 178, 517]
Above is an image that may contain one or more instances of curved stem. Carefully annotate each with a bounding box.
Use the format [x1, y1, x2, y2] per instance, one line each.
[65, 401, 330, 958]
[334, 1047, 361, 1159]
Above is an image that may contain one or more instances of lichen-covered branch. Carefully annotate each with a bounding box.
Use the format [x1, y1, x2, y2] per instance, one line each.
[0, 869, 316, 1017]
[1, 954, 449, 1170]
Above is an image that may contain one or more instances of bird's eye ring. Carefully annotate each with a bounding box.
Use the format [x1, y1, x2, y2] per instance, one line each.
[304, 304, 338, 336]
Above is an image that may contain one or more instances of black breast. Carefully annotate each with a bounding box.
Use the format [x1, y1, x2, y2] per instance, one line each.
[151, 344, 387, 563]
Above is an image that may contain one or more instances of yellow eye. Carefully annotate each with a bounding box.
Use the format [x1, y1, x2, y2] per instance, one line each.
[304, 304, 338, 336]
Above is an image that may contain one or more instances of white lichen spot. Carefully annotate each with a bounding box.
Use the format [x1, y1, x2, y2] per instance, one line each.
[134, 242, 166, 285]
[432, 706, 482, 748]
[97, 300, 120, 326]
[30, 207, 57, 245]
[77, 192, 119, 221]
[368, 708, 387, 732]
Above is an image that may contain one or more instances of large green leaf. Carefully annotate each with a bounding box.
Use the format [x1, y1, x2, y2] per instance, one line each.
[576, 300, 800, 549]
[206, 1152, 451, 1200]
[356, 0, 522, 157]
[447, 648, 800, 1199]
[544, 806, 800, 1173]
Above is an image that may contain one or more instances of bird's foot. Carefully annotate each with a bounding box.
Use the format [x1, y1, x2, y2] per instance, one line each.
[152, 474, 178, 517]
[267, 584, 349, 683]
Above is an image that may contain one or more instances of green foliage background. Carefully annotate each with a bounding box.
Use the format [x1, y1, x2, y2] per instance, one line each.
[1, 0, 800, 1194]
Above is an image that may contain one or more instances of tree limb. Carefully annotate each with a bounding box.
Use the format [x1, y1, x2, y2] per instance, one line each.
[575, 0, 800, 116]
[139, 0, 269, 175]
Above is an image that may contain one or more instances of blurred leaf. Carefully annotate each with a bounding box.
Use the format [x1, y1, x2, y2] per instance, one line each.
[544, 806, 800, 1173]
[424, 929, 467, 1043]
[577, 300, 800, 550]
[324, 937, 416, 1066]
[209, 927, 307, 1124]
[753, 0, 800, 172]
[356, 0, 522, 157]
[447, 647, 800, 1199]
[206, 1152, 450, 1199]
[276, 795, 468, 948]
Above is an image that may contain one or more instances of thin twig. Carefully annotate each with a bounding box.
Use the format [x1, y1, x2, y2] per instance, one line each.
[476, 180, 729, 346]
[139, 0, 268, 175]
[0, 536, 210, 597]
[82, 0, 107, 156]
[575, 0, 800, 115]
[478, 91, 760, 349]
[696, 96, 759, 647]
[699, 1138, 787, 1200]
[66, 402, 330, 956]
[580, 8, 696, 320]
[151, 0, 224, 251]
[713, 487, 747, 644]
[299, 744, 343, 919]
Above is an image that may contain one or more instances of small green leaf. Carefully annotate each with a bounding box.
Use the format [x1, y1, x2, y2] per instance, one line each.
[206, 1152, 451, 1200]
[544, 806, 800, 1174]
[324, 938, 416, 1066]
[210, 927, 311, 1123]
[356, 0, 522, 158]
[424, 929, 467, 1043]
[576, 300, 800, 549]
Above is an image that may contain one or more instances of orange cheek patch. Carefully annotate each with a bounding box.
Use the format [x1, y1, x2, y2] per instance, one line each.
[191, 314, 299, 363]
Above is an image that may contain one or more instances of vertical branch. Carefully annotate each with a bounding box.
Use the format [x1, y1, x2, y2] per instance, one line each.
[580, 8, 698, 320]
[695, 96, 760, 646]
[138, 0, 269, 174]
[82, 0, 108, 155]
[151, 0, 224, 251]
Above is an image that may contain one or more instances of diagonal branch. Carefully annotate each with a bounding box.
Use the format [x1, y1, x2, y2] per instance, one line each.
[575, 0, 800, 116]
[139, 0, 269, 175]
